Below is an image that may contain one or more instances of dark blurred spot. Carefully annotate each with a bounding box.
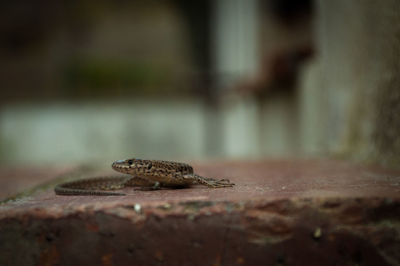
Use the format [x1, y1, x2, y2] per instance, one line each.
[267, 0, 313, 26]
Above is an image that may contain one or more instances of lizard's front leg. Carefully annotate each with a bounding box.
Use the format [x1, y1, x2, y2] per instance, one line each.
[123, 176, 161, 190]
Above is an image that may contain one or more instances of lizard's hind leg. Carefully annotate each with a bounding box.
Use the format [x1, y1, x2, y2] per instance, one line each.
[194, 174, 235, 188]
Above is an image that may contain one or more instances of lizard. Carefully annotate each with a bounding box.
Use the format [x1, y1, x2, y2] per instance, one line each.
[54, 158, 234, 196]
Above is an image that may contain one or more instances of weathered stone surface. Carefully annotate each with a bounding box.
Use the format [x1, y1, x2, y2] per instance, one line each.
[0, 159, 399, 265]
[0, 165, 76, 200]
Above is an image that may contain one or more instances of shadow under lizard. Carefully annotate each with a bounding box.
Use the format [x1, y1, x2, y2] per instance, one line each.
[54, 158, 234, 196]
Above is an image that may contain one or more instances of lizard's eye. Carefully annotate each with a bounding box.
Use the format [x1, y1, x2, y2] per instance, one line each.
[147, 162, 152, 170]
[127, 159, 133, 165]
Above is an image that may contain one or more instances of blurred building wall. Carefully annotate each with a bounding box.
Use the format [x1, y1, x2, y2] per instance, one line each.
[2, 0, 400, 166]
[0, 0, 312, 164]
[300, 0, 400, 166]
[0, 101, 205, 164]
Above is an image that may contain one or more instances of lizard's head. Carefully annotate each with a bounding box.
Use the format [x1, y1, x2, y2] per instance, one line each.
[112, 158, 153, 174]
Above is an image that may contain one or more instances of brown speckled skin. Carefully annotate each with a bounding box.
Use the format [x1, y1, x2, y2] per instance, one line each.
[112, 159, 195, 187]
[54, 158, 234, 196]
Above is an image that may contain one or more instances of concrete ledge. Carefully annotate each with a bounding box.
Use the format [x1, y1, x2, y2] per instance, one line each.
[0, 159, 399, 265]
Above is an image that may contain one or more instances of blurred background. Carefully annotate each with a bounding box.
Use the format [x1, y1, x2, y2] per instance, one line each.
[1, 0, 400, 167]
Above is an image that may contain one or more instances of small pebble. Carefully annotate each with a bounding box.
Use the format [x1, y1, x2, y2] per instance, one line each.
[134, 203, 141, 213]
[313, 227, 322, 239]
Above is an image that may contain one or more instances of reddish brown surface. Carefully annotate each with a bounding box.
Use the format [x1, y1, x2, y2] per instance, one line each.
[0, 165, 76, 200]
[0, 159, 399, 266]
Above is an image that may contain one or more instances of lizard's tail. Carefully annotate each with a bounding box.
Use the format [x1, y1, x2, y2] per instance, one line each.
[54, 176, 128, 196]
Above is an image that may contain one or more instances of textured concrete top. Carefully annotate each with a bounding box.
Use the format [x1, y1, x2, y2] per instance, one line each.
[1, 159, 400, 266]
[1, 159, 399, 217]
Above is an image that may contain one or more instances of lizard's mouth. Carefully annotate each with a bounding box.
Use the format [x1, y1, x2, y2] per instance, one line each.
[112, 160, 130, 173]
